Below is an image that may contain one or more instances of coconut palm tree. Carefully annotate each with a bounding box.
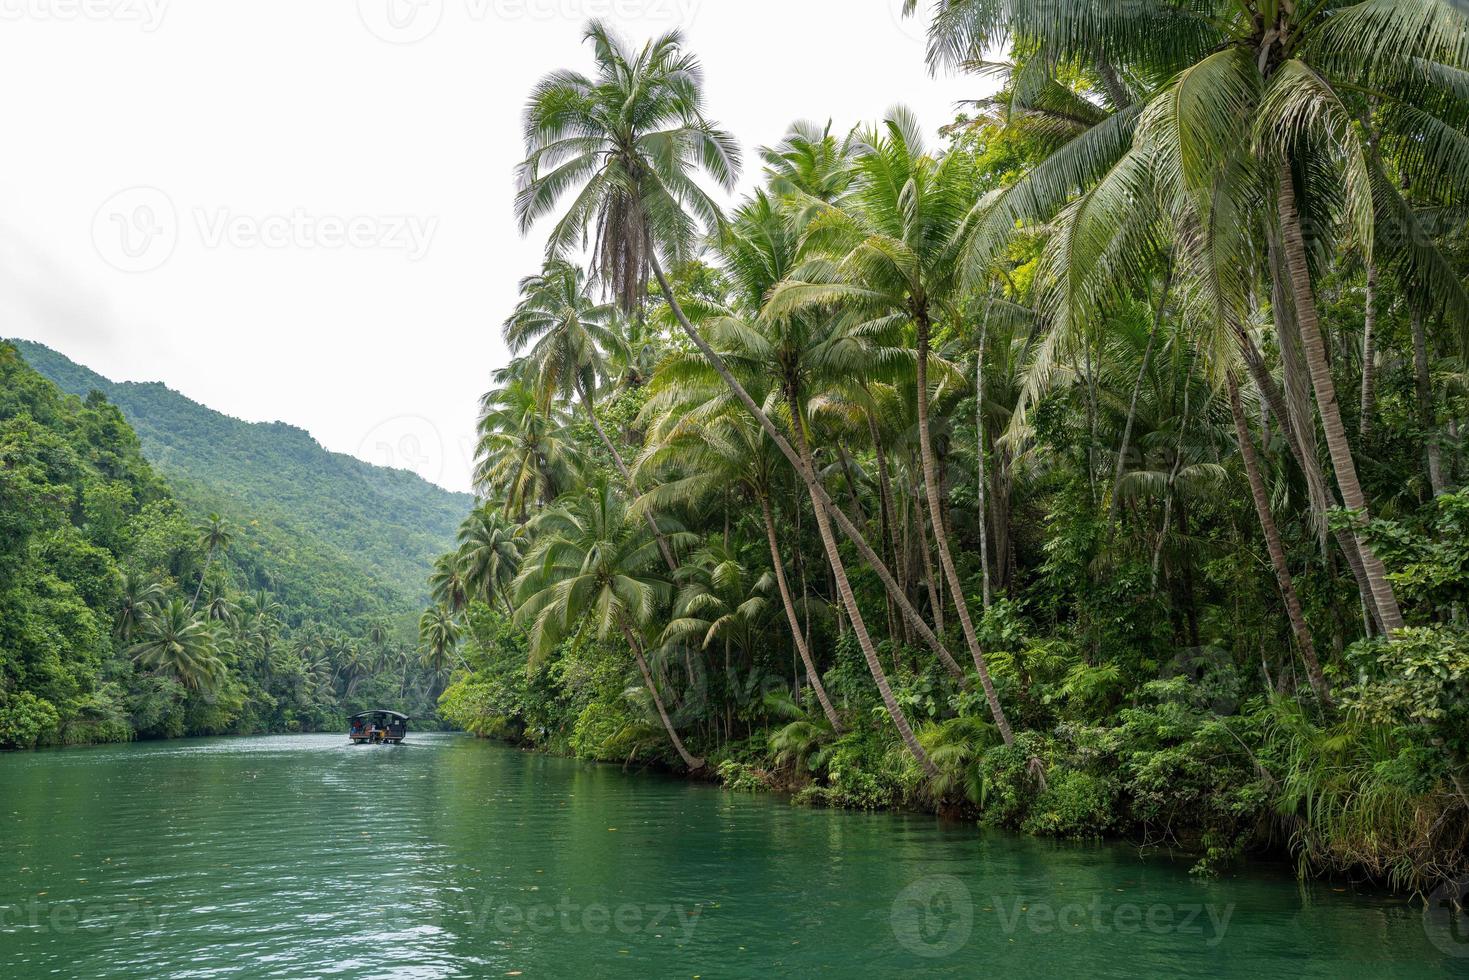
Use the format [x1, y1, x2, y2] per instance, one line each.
[505, 257, 679, 569]
[191, 513, 233, 610]
[913, 0, 1469, 632]
[475, 374, 585, 517]
[130, 598, 227, 692]
[636, 406, 845, 730]
[765, 108, 1015, 745]
[418, 605, 462, 673]
[512, 478, 705, 769]
[458, 505, 524, 614]
[115, 571, 164, 640]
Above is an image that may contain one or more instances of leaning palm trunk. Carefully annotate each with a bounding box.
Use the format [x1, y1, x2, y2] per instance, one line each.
[759, 494, 842, 731]
[190, 551, 215, 611]
[1228, 374, 1331, 704]
[648, 255, 970, 687]
[1231, 317, 1381, 632]
[576, 379, 678, 572]
[1276, 164, 1404, 632]
[785, 391, 939, 778]
[915, 313, 1015, 746]
[618, 620, 704, 771]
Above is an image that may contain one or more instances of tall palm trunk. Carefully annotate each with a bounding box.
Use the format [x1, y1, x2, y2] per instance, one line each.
[868, 411, 908, 641]
[759, 493, 842, 731]
[576, 378, 678, 572]
[915, 311, 1015, 746]
[914, 484, 946, 635]
[1231, 317, 1381, 632]
[975, 320, 993, 609]
[1228, 374, 1331, 704]
[1411, 308, 1447, 496]
[1359, 262, 1378, 444]
[191, 550, 215, 611]
[786, 390, 939, 778]
[1276, 163, 1404, 632]
[648, 254, 970, 686]
[618, 620, 704, 771]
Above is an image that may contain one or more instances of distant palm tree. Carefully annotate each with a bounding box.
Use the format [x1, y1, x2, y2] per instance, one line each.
[130, 598, 227, 692]
[457, 506, 523, 614]
[429, 552, 470, 616]
[115, 571, 164, 640]
[418, 605, 462, 673]
[474, 376, 585, 516]
[512, 479, 704, 770]
[191, 513, 233, 610]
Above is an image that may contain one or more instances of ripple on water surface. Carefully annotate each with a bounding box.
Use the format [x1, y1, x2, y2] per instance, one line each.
[1, 733, 1463, 978]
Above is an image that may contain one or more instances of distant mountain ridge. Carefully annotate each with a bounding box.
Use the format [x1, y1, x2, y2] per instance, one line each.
[11, 339, 472, 609]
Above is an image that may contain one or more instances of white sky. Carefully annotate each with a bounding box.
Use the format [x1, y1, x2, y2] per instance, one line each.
[0, 0, 988, 494]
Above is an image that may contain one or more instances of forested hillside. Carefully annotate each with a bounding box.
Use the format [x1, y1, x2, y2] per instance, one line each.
[0, 343, 450, 748]
[11, 339, 471, 608]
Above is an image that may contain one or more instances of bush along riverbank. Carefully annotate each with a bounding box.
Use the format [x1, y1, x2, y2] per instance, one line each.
[438, 590, 1469, 893]
[425, 16, 1469, 897]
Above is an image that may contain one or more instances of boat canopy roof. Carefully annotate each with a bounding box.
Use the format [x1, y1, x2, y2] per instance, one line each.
[350, 710, 408, 721]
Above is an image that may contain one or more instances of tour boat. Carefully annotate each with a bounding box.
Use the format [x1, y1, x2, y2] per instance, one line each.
[348, 710, 408, 745]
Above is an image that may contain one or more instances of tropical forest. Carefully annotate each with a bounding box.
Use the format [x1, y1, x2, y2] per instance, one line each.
[425, 5, 1469, 895]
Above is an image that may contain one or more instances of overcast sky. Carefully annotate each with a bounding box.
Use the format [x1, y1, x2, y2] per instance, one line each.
[0, 0, 989, 494]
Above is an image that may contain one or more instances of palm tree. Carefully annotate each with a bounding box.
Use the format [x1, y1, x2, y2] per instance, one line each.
[765, 109, 1014, 745]
[191, 513, 233, 610]
[516, 29, 958, 774]
[115, 571, 164, 640]
[130, 598, 227, 692]
[504, 258, 679, 569]
[429, 551, 470, 616]
[637, 407, 844, 730]
[914, 0, 1469, 632]
[457, 505, 523, 613]
[512, 479, 705, 770]
[418, 605, 462, 673]
[475, 375, 585, 517]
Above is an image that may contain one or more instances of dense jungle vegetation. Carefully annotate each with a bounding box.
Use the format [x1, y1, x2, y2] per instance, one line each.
[0, 344, 452, 748]
[428, 4, 1469, 892]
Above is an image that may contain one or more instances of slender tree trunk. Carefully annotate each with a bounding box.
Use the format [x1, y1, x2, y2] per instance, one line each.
[619, 620, 704, 771]
[1232, 318, 1381, 632]
[869, 412, 907, 643]
[786, 389, 939, 777]
[975, 322, 993, 610]
[1411, 308, 1447, 496]
[1359, 262, 1378, 444]
[915, 310, 1014, 746]
[914, 485, 946, 635]
[1228, 374, 1331, 704]
[759, 495, 842, 731]
[577, 380, 678, 573]
[648, 254, 971, 684]
[1110, 264, 1171, 526]
[1277, 163, 1404, 631]
[191, 550, 215, 610]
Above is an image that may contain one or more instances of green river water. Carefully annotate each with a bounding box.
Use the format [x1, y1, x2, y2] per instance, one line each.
[1, 733, 1464, 977]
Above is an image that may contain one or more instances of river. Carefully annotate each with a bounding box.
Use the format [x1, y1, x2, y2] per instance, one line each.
[1, 733, 1462, 977]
